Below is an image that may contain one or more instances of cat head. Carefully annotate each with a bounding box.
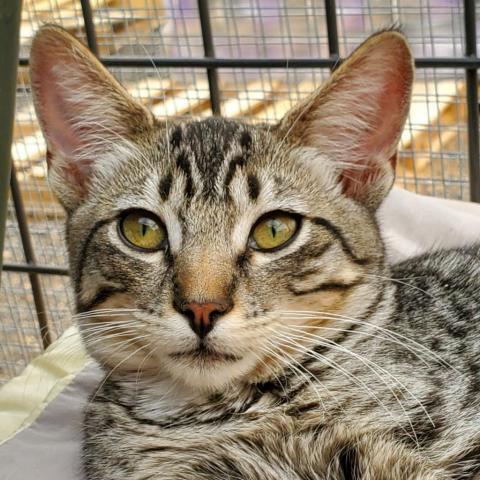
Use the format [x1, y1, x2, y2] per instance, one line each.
[30, 26, 413, 392]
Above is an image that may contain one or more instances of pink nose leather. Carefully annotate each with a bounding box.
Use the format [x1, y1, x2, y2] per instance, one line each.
[184, 302, 228, 338]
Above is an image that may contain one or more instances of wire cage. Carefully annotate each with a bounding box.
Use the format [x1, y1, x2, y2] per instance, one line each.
[1, 0, 479, 384]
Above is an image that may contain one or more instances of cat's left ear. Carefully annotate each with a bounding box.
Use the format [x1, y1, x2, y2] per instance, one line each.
[277, 30, 413, 210]
[30, 25, 154, 211]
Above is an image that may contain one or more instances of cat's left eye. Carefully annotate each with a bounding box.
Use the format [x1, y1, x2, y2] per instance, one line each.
[119, 210, 166, 251]
[249, 212, 299, 252]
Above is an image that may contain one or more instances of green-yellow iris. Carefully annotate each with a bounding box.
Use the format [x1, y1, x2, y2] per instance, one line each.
[251, 213, 298, 251]
[120, 211, 166, 251]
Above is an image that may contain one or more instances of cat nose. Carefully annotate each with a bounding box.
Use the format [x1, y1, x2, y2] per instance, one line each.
[181, 302, 229, 339]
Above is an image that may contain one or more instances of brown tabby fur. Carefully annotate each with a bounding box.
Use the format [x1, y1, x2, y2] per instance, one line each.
[30, 25, 480, 479]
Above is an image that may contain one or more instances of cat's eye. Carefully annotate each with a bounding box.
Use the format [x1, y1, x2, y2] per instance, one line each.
[250, 212, 299, 251]
[119, 210, 166, 251]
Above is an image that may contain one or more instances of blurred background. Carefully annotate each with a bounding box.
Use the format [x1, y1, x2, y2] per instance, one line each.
[1, 0, 478, 383]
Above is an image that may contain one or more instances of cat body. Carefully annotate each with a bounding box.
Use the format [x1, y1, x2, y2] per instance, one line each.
[82, 247, 480, 480]
[29, 26, 480, 479]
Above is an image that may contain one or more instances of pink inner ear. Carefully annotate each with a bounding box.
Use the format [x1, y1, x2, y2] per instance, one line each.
[41, 87, 85, 156]
[41, 84, 93, 190]
[337, 50, 412, 201]
[360, 80, 407, 164]
[340, 152, 397, 199]
[38, 67, 85, 157]
[34, 55, 94, 190]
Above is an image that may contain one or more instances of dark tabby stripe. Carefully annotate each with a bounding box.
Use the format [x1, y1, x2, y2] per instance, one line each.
[76, 217, 115, 294]
[77, 286, 126, 313]
[288, 279, 363, 296]
[158, 171, 173, 201]
[247, 174, 260, 200]
[224, 155, 247, 189]
[312, 217, 371, 265]
[463, 362, 480, 408]
[170, 125, 182, 149]
[285, 401, 322, 417]
[176, 152, 194, 198]
[239, 130, 252, 150]
[138, 446, 169, 454]
[280, 241, 334, 266]
[338, 445, 362, 480]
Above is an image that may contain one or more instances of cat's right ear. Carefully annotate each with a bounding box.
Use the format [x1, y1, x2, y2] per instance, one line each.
[30, 25, 154, 211]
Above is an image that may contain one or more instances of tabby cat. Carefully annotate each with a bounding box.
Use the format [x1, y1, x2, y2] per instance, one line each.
[30, 26, 480, 479]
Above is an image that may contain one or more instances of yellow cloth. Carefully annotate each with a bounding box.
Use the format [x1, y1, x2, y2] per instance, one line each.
[0, 326, 89, 445]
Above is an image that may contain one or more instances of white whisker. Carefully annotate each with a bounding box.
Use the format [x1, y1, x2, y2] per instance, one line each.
[268, 328, 415, 442]
[278, 310, 458, 372]
[262, 340, 328, 413]
[283, 325, 435, 437]
[87, 343, 152, 408]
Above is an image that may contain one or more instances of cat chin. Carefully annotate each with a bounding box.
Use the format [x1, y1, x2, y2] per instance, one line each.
[164, 353, 258, 393]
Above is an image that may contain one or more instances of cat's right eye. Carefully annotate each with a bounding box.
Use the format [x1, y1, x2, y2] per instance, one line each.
[118, 210, 166, 252]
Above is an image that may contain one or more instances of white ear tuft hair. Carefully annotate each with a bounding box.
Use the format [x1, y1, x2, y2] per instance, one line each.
[278, 30, 414, 209]
[30, 25, 154, 211]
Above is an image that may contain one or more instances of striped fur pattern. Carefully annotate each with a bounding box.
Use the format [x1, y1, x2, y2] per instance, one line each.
[30, 26, 480, 479]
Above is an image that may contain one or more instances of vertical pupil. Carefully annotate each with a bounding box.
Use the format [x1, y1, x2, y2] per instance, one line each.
[141, 220, 148, 237]
[270, 220, 277, 238]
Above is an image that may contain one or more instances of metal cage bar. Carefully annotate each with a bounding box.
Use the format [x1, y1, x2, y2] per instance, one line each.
[197, 0, 221, 116]
[464, 0, 480, 202]
[17, 56, 480, 69]
[80, 0, 99, 55]
[3, 263, 69, 276]
[324, 0, 340, 71]
[10, 164, 52, 349]
[2, 0, 480, 351]
[0, 0, 22, 281]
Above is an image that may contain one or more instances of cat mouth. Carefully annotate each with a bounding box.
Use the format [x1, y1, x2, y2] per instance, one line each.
[169, 344, 240, 363]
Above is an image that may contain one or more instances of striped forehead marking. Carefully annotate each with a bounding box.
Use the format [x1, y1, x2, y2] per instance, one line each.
[161, 119, 257, 202]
